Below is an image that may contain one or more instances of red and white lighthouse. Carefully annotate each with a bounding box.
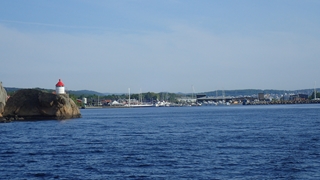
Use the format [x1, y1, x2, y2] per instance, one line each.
[55, 79, 65, 94]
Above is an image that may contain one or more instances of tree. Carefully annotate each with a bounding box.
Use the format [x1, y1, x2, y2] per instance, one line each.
[144, 92, 159, 102]
[69, 94, 81, 106]
[309, 91, 320, 99]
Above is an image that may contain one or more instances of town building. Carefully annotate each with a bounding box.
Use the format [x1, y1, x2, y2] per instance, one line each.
[289, 94, 308, 101]
[258, 93, 264, 101]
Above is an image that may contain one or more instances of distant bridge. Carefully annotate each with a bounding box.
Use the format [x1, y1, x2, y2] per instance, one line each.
[196, 94, 256, 103]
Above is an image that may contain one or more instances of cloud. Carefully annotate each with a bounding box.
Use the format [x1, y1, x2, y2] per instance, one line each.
[0, 22, 319, 93]
[0, 20, 107, 30]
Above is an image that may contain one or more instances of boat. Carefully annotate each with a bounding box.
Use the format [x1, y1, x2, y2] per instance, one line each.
[128, 104, 154, 108]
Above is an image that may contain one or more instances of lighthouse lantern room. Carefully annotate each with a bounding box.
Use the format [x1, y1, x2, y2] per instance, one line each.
[56, 79, 65, 94]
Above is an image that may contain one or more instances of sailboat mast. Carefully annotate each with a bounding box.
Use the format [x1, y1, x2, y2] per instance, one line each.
[140, 88, 142, 104]
[314, 82, 317, 100]
[128, 88, 131, 107]
[192, 85, 196, 99]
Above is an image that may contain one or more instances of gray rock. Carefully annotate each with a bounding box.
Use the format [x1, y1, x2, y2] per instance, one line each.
[0, 82, 7, 117]
[3, 89, 81, 120]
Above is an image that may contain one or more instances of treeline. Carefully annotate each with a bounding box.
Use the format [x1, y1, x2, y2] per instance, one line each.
[205, 89, 317, 97]
[309, 92, 320, 99]
[73, 92, 187, 103]
[6, 87, 319, 102]
[4, 87, 191, 104]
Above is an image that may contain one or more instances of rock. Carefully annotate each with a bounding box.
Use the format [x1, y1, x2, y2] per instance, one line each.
[0, 102, 4, 117]
[0, 82, 7, 117]
[3, 89, 81, 120]
[0, 117, 12, 123]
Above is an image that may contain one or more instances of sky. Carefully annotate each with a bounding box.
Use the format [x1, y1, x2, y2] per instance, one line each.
[0, 0, 319, 93]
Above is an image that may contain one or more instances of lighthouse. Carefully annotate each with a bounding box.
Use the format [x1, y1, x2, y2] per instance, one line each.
[55, 79, 65, 94]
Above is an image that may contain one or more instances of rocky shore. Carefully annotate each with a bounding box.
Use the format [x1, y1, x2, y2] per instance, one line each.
[0, 82, 7, 121]
[1, 88, 81, 122]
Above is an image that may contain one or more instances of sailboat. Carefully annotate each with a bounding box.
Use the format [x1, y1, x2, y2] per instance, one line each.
[126, 88, 153, 108]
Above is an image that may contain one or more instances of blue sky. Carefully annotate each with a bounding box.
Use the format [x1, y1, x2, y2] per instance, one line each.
[0, 0, 319, 93]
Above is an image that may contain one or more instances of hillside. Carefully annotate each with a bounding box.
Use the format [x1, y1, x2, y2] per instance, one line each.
[4, 87, 317, 97]
[200, 89, 316, 97]
[67, 90, 105, 96]
[5, 87, 105, 96]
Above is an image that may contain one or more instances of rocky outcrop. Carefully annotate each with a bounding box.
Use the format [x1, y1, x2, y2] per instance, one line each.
[3, 89, 81, 121]
[0, 82, 7, 118]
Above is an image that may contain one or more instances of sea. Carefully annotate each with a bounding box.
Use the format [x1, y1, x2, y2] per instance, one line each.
[1, 104, 320, 179]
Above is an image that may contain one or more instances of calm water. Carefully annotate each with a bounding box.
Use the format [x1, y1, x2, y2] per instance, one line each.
[1, 105, 320, 179]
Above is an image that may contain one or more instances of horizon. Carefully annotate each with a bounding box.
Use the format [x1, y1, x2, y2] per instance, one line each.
[3, 85, 318, 95]
[1, 1, 319, 93]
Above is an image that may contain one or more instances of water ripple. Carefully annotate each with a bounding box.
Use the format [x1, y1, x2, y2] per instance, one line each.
[0, 105, 320, 179]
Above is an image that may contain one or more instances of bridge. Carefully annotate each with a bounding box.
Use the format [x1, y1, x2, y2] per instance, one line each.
[196, 94, 256, 103]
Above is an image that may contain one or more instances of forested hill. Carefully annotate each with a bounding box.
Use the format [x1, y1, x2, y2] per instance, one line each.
[202, 89, 316, 97]
[4, 87, 316, 97]
[67, 90, 105, 96]
[4, 87, 105, 96]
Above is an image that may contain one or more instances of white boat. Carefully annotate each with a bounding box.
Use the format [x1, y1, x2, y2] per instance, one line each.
[129, 104, 154, 108]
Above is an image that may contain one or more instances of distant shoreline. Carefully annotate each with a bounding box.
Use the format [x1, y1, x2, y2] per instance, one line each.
[79, 100, 320, 109]
[243, 100, 320, 105]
